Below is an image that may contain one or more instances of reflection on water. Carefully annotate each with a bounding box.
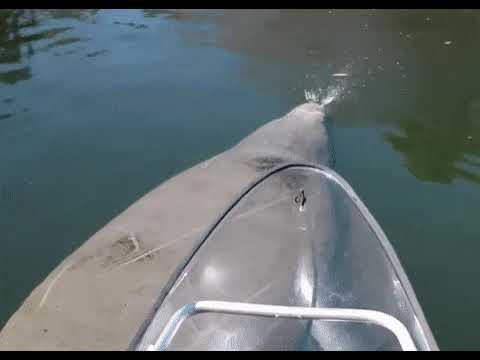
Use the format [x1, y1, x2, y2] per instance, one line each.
[1, 9, 480, 350]
[2, 9, 480, 183]
[157, 9, 480, 185]
[385, 108, 480, 184]
[0, 10, 33, 85]
[0, 9, 97, 85]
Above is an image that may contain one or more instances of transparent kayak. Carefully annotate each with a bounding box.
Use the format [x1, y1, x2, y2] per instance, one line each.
[132, 163, 438, 351]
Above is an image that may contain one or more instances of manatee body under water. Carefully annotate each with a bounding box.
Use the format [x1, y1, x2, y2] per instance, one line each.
[0, 102, 333, 350]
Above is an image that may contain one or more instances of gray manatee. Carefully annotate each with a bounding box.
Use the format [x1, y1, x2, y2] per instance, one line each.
[0, 102, 333, 350]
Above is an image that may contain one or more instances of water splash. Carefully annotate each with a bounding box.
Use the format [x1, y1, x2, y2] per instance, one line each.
[304, 83, 345, 110]
[304, 88, 321, 103]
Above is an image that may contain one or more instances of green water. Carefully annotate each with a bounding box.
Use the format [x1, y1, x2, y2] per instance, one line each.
[1, 9, 480, 350]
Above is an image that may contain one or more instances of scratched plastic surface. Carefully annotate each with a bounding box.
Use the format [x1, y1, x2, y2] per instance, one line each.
[135, 165, 437, 351]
